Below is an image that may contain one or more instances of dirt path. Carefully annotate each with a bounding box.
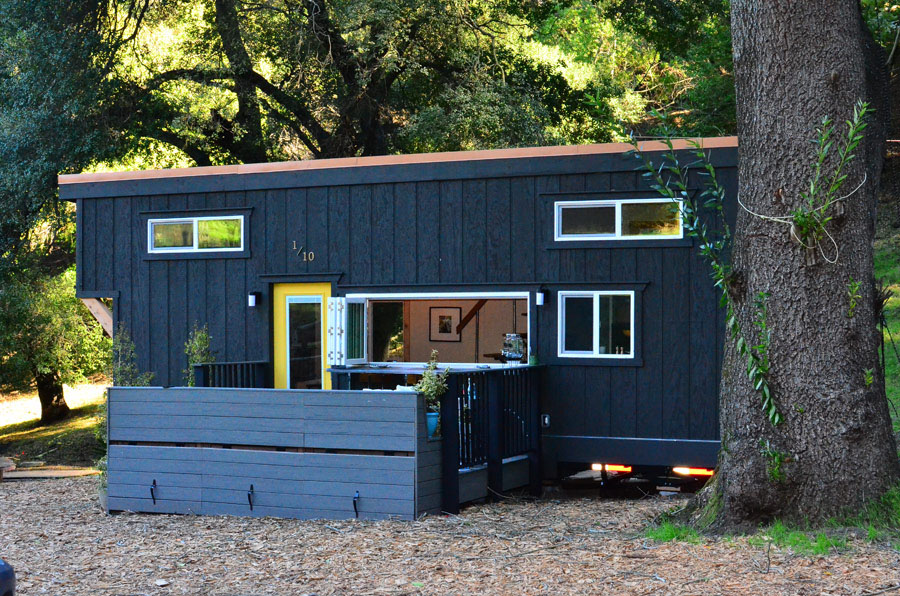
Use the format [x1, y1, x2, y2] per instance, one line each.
[0, 383, 106, 428]
[2, 478, 899, 595]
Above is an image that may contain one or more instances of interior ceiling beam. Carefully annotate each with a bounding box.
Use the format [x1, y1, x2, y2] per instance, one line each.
[456, 299, 488, 334]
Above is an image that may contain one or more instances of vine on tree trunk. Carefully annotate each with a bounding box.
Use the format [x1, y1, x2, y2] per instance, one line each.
[630, 102, 871, 428]
[789, 102, 870, 260]
[630, 128, 783, 425]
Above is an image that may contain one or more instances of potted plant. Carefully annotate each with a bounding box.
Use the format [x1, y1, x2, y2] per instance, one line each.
[414, 350, 449, 438]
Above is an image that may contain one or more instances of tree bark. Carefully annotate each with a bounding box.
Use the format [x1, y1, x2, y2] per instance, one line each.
[36, 372, 69, 424]
[710, 0, 900, 528]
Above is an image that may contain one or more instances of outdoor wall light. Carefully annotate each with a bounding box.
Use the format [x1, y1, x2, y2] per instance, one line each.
[247, 292, 262, 308]
[535, 291, 545, 306]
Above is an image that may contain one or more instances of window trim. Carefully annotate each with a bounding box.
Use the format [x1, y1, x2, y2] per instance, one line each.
[557, 290, 635, 359]
[554, 198, 683, 242]
[147, 215, 245, 254]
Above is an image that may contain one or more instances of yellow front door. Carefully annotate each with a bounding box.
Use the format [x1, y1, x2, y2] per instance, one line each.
[273, 283, 332, 390]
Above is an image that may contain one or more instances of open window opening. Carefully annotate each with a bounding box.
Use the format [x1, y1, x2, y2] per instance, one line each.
[328, 293, 530, 368]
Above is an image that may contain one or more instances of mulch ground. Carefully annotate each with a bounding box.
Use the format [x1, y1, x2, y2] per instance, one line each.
[2, 478, 900, 595]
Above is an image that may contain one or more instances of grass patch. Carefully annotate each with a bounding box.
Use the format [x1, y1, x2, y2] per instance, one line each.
[874, 239, 900, 433]
[0, 402, 104, 467]
[748, 520, 846, 556]
[836, 484, 900, 532]
[645, 521, 701, 543]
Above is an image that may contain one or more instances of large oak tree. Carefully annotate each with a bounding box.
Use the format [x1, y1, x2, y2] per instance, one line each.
[705, 0, 900, 526]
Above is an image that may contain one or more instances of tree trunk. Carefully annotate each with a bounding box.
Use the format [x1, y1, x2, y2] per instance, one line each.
[36, 372, 69, 424]
[711, 1, 900, 527]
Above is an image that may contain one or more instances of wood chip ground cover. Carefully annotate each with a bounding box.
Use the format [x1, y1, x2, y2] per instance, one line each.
[2, 478, 899, 595]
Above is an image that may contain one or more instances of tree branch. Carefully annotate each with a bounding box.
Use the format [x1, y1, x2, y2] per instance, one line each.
[214, 0, 268, 163]
[246, 70, 332, 150]
[145, 129, 214, 167]
[144, 68, 234, 93]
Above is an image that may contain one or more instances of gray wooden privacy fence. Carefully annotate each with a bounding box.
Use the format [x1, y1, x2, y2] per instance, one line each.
[106, 387, 441, 520]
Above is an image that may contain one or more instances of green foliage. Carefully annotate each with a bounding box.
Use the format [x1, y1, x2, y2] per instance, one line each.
[0, 265, 110, 394]
[695, 479, 723, 530]
[93, 391, 108, 452]
[759, 439, 788, 483]
[865, 367, 875, 388]
[848, 277, 862, 318]
[861, 0, 900, 49]
[874, 244, 900, 432]
[548, 0, 734, 140]
[790, 101, 870, 255]
[840, 484, 900, 529]
[110, 322, 154, 387]
[183, 322, 214, 386]
[743, 292, 774, 419]
[96, 454, 108, 489]
[645, 521, 701, 543]
[413, 349, 449, 412]
[748, 521, 846, 556]
[599, 0, 728, 58]
[0, 0, 138, 257]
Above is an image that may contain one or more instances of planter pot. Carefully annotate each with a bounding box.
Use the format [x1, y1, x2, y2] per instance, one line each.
[98, 487, 108, 512]
[426, 412, 440, 438]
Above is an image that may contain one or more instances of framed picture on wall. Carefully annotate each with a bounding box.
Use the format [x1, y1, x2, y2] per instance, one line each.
[429, 307, 462, 342]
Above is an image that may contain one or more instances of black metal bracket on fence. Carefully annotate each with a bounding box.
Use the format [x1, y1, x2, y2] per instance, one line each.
[248, 484, 254, 511]
[440, 374, 461, 515]
[353, 491, 360, 518]
[150, 479, 157, 504]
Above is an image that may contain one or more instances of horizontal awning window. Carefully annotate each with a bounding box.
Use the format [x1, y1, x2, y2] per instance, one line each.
[554, 198, 682, 241]
[148, 215, 244, 254]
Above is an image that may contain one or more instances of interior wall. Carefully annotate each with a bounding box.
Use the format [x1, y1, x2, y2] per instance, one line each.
[405, 299, 528, 363]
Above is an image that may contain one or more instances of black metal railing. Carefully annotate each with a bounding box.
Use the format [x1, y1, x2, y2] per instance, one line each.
[441, 365, 542, 513]
[500, 366, 539, 460]
[193, 361, 268, 389]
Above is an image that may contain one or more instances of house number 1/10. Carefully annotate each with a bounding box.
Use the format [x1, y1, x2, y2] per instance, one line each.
[291, 241, 315, 262]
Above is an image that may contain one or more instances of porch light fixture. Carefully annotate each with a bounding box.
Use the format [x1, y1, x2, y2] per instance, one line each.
[535, 291, 545, 306]
[248, 291, 262, 308]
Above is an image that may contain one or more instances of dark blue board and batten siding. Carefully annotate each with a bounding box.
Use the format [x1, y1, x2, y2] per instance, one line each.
[106, 387, 442, 520]
[69, 141, 736, 473]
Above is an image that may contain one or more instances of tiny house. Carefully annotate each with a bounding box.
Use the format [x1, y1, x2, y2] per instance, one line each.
[61, 137, 737, 518]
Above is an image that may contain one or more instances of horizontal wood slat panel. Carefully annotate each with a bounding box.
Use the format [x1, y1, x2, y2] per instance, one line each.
[109, 427, 304, 447]
[107, 497, 201, 515]
[202, 488, 413, 516]
[111, 414, 303, 434]
[106, 387, 437, 521]
[108, 445, 416, 470]
[110, 401, 307, 419]
[109, 457, 416, 485]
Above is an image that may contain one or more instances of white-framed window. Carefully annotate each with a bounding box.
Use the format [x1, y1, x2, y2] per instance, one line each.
[147, 215, 244, 253]
[554, 198, 683, 241]
[558, 291, 634, 358]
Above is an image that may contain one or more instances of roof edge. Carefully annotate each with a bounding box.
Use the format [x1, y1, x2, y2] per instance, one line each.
[58, 137, 737, 187]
